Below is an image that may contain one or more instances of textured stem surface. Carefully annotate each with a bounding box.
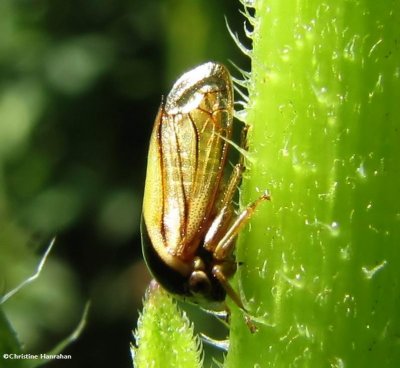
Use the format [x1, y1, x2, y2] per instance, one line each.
[227, 1, 400, 366]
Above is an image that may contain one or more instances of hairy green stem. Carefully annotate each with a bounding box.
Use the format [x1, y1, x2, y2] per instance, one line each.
[227, 0, 400, 367]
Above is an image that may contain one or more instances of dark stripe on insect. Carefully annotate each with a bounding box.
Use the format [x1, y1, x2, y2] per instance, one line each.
[187, 112, 200, 186]
[156, 105, 167, 243]
[171, 114, 189, 237]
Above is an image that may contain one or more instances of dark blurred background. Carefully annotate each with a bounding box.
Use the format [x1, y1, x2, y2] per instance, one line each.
[0, 1, 250, 367]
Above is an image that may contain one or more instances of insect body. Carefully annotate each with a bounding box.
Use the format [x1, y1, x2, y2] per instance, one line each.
[141, 62, 269, 313]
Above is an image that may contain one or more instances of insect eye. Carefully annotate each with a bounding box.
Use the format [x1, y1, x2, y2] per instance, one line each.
[189, 271, 212, 295]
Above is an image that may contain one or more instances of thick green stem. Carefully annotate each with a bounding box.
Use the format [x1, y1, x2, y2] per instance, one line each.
[227, 0, 400, 366]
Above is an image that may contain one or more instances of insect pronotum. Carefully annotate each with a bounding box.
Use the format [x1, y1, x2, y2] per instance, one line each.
[141, 62, 269, 320]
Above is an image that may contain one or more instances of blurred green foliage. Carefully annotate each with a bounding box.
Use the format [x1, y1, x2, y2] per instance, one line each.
[0, 0, 247, 367]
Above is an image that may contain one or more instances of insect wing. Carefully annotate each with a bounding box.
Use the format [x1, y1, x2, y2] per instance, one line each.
[143, 63, 233, 270]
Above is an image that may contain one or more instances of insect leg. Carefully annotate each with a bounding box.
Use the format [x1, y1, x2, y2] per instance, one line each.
[217, 122, 249, 209]
[210, 191, 269, 328]
[212, 265, 246, 310]
[212, 264, 258, 333]
[218, 163, 244, 209]
[213, 191, 270, 261]
[204, 162, 244, 252]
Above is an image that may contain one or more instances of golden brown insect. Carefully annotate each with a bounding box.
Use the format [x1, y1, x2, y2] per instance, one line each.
[141, 62, 269, 317]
